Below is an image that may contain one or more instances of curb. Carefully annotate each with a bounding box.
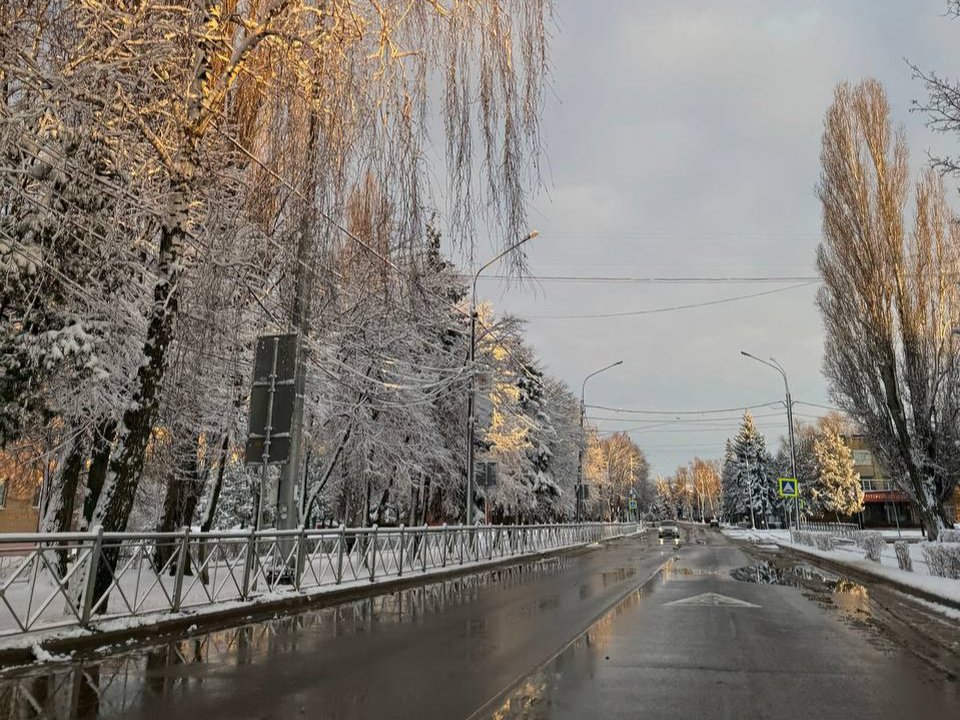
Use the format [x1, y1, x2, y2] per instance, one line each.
[744, 539, 960, 613]
[0, 532, 644, 668]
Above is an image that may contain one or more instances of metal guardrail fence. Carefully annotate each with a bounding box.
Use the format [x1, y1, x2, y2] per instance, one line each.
[0, 522, 639, 638]
[799, 521, 859, 537]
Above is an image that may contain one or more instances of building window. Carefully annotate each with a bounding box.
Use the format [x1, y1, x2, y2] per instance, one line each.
[0, 481, 7, 509]
[852, 449, 873, 466]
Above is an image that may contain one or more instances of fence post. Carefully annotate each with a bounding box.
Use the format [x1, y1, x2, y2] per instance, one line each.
[171, 527, 190, 612]
[335, 524, 346, 585]
[397, 525, 405, 577]
[80, 526, 104, 627]
[489, 527, 495, 560]
[441, 524, 448, 568]
[295, 526, 306, 592]
[241, 527, 257, 600]
[458, 524, 465, 565]
[369, 525, 378, 582]
[422, 525, 429, 572]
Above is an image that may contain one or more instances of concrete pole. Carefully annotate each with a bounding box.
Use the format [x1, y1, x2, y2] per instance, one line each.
[466, 232, 539, 525]
[576, 360, 623, 523]
[741, 352, 801, 531]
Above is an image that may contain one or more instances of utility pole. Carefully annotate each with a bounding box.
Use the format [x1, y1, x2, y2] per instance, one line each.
[741, 352, 800, 530]
[465, 232, 539, 526]
[274, 106, 320, 535]
[576, 360, 623, 523]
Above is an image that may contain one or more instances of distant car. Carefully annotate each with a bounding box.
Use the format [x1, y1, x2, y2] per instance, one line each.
[709, 518, 720, 528]
[658, 521, 680, 540]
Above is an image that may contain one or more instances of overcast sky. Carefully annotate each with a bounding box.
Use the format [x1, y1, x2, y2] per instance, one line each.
[463, 0, 960, 477]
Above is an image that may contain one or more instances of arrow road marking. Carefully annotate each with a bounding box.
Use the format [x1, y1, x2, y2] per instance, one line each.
[663, 592, 760, 608]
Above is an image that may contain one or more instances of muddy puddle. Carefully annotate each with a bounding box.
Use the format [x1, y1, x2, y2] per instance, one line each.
[731, 561, 863, 591]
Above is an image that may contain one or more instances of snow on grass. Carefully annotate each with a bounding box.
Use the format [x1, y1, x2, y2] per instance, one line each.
[721, 527, 960, 610]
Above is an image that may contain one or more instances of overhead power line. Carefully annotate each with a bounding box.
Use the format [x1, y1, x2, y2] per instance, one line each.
[584, 410, 787, 423]
[586, 401, 783, 416]
[478, 274, 821, 285]
[794, 400, 843, 411]
[524, 282, 818, 320]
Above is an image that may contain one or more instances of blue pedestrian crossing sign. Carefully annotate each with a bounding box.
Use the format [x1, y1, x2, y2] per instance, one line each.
[628, 499, 638, 510]
[778, 478, 798, 498]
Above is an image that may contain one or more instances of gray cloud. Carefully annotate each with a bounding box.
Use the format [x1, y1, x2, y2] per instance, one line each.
[469, 0, 960, 475]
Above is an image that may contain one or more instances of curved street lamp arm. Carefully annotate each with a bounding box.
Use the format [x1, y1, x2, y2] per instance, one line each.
[768, 357, 791, 396]
[471, 231, 540, 304]
[740, 351, 789, 396]
[581, 360, 624, 403]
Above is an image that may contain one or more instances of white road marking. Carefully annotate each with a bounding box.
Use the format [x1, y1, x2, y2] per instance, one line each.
[663, 592, 760, 608]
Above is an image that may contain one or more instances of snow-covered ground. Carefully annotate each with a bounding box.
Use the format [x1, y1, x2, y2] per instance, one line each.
[722, 527, 960, 612]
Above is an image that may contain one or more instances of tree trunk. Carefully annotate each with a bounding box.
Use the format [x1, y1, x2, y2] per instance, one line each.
[156, 432, 202, 572]
[201, 434, 230, 533]
[197, 433, 230, 586]
[82, 420, 116, 530]
[301, 418, 355, 526]
[363, 479, 372, 528]
[375, 482, 391, 526]
[91, 207, 186, 610]
[408, 484, 418, 527]
[878, 356, 947, 539]
[420, 477, 431, 525]
[42, 437, 84, 534]
[42, 436, 84, 576]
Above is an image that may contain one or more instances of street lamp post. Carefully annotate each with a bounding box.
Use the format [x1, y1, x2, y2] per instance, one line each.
[465, 231, 539, 526]
[576, 360, 623, 523]
[740, 351, 800, 530]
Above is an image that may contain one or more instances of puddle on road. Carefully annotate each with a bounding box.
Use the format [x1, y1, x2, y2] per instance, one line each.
[731, 561, 870, 599]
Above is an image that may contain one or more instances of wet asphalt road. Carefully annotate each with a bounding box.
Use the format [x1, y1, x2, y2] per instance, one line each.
[0, 531, 675, 719]
[0, 527, 958, 719]
[488, 527, 960, 720]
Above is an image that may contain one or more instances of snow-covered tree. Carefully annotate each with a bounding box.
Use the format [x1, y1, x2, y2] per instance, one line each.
[817, 79, 960, 537]
[720, 440, 741, 521]
[812, 429, 863, 521]
[583, 432, 649, 521]
[652, 476, 673, 520]
[724, 411, 776, 527]
[2, 0, 555, 612]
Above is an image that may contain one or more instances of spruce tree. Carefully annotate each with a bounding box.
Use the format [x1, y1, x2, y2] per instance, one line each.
[730, 411, 776, 527]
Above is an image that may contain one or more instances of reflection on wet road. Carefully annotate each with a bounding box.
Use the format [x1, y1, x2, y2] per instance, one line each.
[0, 532, 673, 719]
[485, 527, 960, 720]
